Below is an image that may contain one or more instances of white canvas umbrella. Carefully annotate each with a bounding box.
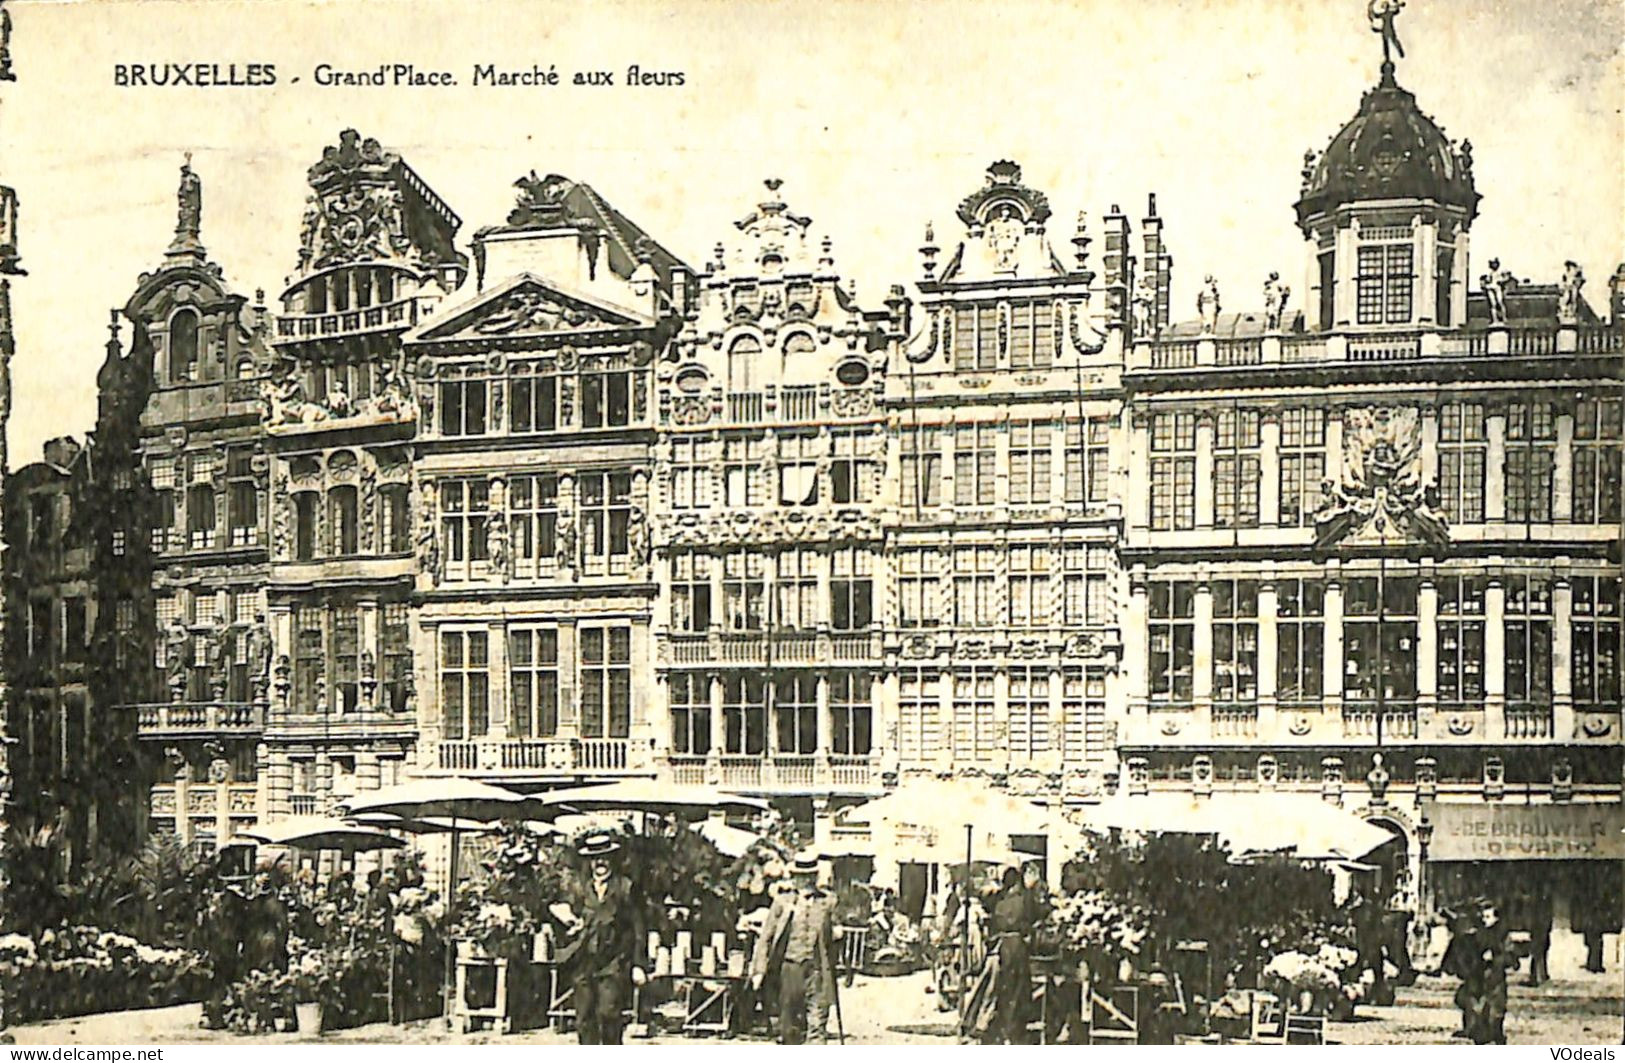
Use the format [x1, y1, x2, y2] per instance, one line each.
[239, 815, 406, 854]
[536, 778, 770, 819]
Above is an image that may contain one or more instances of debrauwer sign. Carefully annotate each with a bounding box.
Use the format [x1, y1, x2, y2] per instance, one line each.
[1427, 802, 1625, 861]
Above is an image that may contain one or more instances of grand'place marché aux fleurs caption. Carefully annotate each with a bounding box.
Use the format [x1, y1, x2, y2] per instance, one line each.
[112, 61, 687, 89]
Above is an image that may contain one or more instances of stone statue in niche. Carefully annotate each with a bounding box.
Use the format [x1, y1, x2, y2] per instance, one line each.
[247, 611, 274, 701]
[487, 479, 510, 582]
[1481, 258, 1514, 325]
[1197, 275, 1221, 334]
[554, 514, 577, 569]
[627, 504, 650, 567]
[164, 617, 191, 700]
[415, 481, 441, 584]
[987, 204, 1022, 272]
[326, 378, 352, 418]
[173, 154, 202, 252]
[205, 624, 229, 699]
[1262, 271, 1291, 331]
[1131, 277, 1156, 338]
[1558, 260, 1585, 325]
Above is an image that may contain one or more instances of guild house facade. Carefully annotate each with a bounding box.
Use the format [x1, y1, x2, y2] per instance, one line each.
[9, 13, 1613, 917]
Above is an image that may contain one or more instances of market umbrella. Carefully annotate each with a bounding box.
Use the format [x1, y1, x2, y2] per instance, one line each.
[239, 815, 406, 854]
[339, 778, 551, 1025]
[691, 817, 761, 858]
[535, 778, 770, 819]
[1075, 792, 1398, 862]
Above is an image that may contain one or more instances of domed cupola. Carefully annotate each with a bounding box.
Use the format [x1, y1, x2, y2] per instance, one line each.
[1296, 2, 1477, 334]
[1294, 69, 1479, 227]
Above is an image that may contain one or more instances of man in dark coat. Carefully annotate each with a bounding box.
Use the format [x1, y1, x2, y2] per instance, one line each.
[558, 833, 647, 1044]
[750, 852, 840, 1044]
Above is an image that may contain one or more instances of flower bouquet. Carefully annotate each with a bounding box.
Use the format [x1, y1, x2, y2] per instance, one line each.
[1262, 943, 1359, 1017]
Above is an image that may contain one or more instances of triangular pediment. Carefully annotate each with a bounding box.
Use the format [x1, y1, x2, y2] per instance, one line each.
[409, 274, 647, 343]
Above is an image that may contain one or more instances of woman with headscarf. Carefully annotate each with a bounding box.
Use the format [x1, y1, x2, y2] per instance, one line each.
[963, 868, 1035, 1043]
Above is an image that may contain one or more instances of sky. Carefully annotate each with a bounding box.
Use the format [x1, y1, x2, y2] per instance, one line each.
[3, 0, 1621, 465]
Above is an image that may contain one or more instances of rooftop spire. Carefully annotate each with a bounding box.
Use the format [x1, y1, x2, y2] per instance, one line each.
[1368, 0, 1405, 84]
[167, 152, 205, 259]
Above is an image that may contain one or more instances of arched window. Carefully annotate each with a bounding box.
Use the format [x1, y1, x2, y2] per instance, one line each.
[169, 310, 199, 383]
[727, 336, 761, 393]
[329, 485, 359, 556]
[294, 493, 318, 561]
[380, 484, 411, 553]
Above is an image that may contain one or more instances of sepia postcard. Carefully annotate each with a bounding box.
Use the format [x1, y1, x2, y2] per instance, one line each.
[0, 0, 1620, 1048]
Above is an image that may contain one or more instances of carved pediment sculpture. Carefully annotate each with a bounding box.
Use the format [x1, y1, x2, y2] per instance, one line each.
[465, 287, 627, 337]
[1314, 405, 1449, 547]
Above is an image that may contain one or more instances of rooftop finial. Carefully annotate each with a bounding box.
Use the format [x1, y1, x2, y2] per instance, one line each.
[1368, 0, 1405, 80]
[169, 152, 204, 257]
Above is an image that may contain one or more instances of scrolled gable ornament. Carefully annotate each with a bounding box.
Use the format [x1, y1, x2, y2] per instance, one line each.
[1313, 405, 1448, 547]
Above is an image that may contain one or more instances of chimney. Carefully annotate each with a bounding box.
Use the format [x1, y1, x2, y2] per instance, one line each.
[1101, 205, 1132, 325]
[1142, 193, 1173, 333]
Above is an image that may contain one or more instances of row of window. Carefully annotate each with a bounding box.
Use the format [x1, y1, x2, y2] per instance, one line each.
[439, 625, 630, 741]
[1148, 400, 1623, 531]
[438, 471, 634, 580]
[895, 666, 1109, 764]
[150, 450, 262, 552]
[897, 544, 1113, 629]
[290, 601, 414, 713]
[670, 548, 875, 632]
[667, 670, 873, 757]
[153, 589, 268, 702]
[436, 367, 641, 436]
[669, 430, 880, 509]
[1147, 575, 1621, 706]
[899, 418, 1112, 511]
[951, 301, 1061, 371]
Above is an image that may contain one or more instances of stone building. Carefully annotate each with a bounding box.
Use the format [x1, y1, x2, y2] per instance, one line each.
[401, 171, 686, 787]
[259, 130, 465, 819]
[121, 161, 275, 849]
[1115, 43, 1625, 911]
[651, 181, 893, 818]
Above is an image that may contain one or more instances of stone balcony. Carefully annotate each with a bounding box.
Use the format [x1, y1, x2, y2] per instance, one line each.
[663, 752, 882, 794]
[658, 630, 881, 667]
[1133, 698, 1610, 747]
[430, 736, 648, 777]
[274, 295, 422, 343]
[134, 701, 266, 739]
[1129, 324, 1621, 373]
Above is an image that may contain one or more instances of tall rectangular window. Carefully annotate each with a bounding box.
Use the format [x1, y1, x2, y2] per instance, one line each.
[1062, 544, 1109, 627]
[897, 668, 941, 764]
[227, 450, 259, 547]
[1504, 575, 1552, 708]
[579, 626, 632, 739]
[670, 673, 711, 756]
[900, 426, 942, 511]
[187, 485, 217, 550]
[952, 304, 997, 371]
[1007, 544, 1051, 628]
[722, 550, 766, 631]
[1318, 250, 1336, 329]
[1573, 399, 1623, 524]
[381, 603, 412, 713]
[1505, 401, 1555, 524]
[1572, 576, 1622, 709]
[671, 551, 712, 633]
[509, 473, 558, 578]
[380, 484, 411, 554]
[1435, 248, 1454, 326]
[1438, 402, 1486, 523]
[440, 480, 489, 582]
[508, 627, 558, 738]
[1276, 578, 1324, 704]
[331, 606, 362, 712]
[328, 485, 359, 556]
[669, 437, 713, 511]
[1214, 408, 1261, 529]
[897, 550, 940, 629]
[1060, 667, 1107, 764]
[1008, 420, 1052, 505]
[723, 672, 767, 755]
[1435, 575, 1486, 704]
[1065, 418, 1110, 506]
[1150, 412, 1196, 530]
[579, 471, 632, 575]
[830, 671, 872, 756]
[1211, 579, 1259, 702]
[294, 493, 317, 561]
[776, 547, 820, 630]
[830, 429, 876, 505]
[723, 436, 763, 508]
[831, 547, 874, 631]
[952, 545, 998, 627]
[778, 433, 821, 507]
[581, 367, 631, 428]
[1007, 665, 1050, 760]
[509, 363, 558, 433]
[438, 377, 488, 436]
[951, 667, 996, 763]
[294, 605, 323, 711]
[1149, 580, 1195, 702]
[1356, 243, 1414, 325]
[953, 423, 998, 506]
[439, 629, 489, 741]
[1343, 576, 1418, 703]
[1279, 409, 1326, 527]
[774, 671, 818, 755]
[1007, 301, 1055, 369]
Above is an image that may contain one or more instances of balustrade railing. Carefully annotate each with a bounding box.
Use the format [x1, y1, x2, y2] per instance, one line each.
[134, 702, 264, 736]
[1504, 705, 1554, 740]
[438, 741, 478, 772]
[727, 392, 765, 422]
[1211, 706, 1259, 738]
[1215, 339, 1263, 366]
[1341, 701, 1418, 739]
[781, 386, 819, 420]
[668, 756, 708, 786]
[1346, 333, 1421, 361]
[1150, 341, 1198, 368]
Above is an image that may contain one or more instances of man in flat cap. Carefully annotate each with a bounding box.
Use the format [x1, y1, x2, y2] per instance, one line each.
[750, 852, 840, 1044]
[557, 832, 647, 1043]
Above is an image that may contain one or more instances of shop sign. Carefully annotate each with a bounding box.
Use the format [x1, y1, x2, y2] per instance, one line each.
[1427, 802, 1625, 861]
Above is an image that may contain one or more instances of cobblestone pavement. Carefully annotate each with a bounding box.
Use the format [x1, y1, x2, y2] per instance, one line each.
[11, 953, 1624, 1045]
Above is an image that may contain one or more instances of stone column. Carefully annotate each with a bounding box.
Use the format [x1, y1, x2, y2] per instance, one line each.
[1324, 414, 1344, 496]
[1553, 574, 1574, 739]
[357, 750, 381, 792]
[358, 597, 379, 710]
[708, 672, 725, 776]
[1128, 413, 1150, 534]
[1125, 568, 1149, 744]
[486, 620, 508, 739]
[1193, 578, 1214, 739]
[1257, 578, 1279, 737]
[1420, 408, 1440, 489]
[1554, 412, 1575, 523]
[1484, 573, 1506, 738]
[816, 672, 832, 780]
[1416, 221, 1439, 326]
[558, 621, 578, 734]
[1417, 575, 1439, 719]
[1334, 224, 1356, 327]
[1486, 410, 1507, 522]
[1195, 414, 1216, 528]
[1324, 572, 1344, 703]
[1260, 413, 1281, 527]
[992, 665, 1011, 775]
